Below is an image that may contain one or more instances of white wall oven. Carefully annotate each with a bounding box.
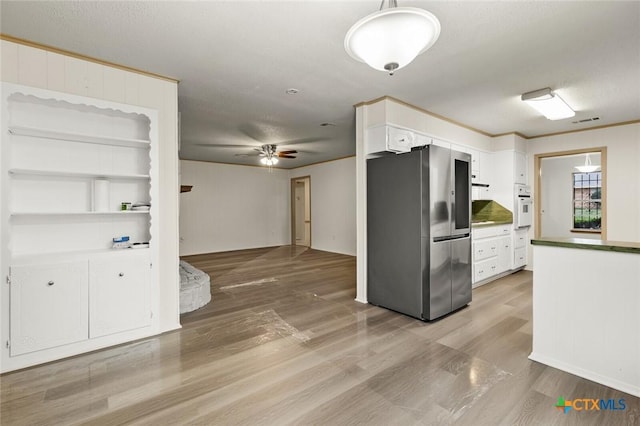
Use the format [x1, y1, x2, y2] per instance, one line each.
[515, 184, 532, 228]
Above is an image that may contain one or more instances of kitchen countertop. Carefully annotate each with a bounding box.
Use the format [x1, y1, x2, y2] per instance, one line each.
[471, 200, 513, 226]
[471, 220, 513, 229]
[531, 237, 640, 254]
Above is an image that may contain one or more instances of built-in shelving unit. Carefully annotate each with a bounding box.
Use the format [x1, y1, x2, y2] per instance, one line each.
[1, 82, 159, 371]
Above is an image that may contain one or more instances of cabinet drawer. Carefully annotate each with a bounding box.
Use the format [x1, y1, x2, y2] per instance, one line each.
[473, 224, 512, 239]
[10, 261, 88, 356]
[473, 239, 498, 261]
[514, 247, 527, 268]
[474, 258, 498, 282]
[514, 230, 527, 249]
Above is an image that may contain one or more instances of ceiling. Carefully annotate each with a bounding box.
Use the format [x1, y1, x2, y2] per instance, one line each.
[2, 1, 639, 169]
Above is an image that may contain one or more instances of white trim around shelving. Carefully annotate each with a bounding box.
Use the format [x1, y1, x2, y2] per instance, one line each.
[8, 125, 151, 148]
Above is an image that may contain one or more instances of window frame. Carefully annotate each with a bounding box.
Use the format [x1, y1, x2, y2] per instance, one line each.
[534, 147, 607, 240]
[571, 170, 602, 233]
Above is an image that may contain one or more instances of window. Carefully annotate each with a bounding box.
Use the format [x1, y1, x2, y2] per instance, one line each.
[573, 171, 601, 230]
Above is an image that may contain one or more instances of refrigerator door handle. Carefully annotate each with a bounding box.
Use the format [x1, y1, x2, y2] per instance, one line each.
[433, 234, 470, 243]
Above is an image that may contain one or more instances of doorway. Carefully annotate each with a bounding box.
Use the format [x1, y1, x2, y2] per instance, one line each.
[534, 147, 607, 240]
[291, 176, 311, 247]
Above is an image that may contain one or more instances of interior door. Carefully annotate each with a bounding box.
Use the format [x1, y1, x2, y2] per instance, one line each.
[291, 176, 311, 247]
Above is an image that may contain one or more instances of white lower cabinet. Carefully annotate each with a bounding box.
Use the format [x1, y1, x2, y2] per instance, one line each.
[473, 239, 498, 261]
[9, 252, 151, 357]
[89, 253, 151, 338]
[10, 262, 89, 356]
[514, 248, 526, 268]
[513, 228, 528, 268]
[474, 257, 498, 282]
[497, 236, 512, 273]
[472, 224, 517, 286]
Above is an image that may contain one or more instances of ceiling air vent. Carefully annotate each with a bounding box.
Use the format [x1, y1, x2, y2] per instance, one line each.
[572, 117, 600, 124]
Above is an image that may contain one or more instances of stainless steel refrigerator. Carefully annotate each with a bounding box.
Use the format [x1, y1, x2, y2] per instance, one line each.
[367, 145, 472, 320]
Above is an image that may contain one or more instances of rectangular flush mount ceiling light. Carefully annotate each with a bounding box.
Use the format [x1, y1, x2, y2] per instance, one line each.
[521, 87, 575, 120]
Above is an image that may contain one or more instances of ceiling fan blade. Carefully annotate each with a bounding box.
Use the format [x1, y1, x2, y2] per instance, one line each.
[278, 154, 297, 159]
[278, 150, 298, 154]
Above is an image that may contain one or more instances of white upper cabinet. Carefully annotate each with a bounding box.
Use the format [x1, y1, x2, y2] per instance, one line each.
[514, 151, 527, 184]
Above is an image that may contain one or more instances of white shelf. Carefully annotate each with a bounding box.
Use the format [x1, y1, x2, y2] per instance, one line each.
[11, 247, 151, 265]
[10, 211, 150, 217]
[8, 125, 150, 148]
[9, 168, 150, 180]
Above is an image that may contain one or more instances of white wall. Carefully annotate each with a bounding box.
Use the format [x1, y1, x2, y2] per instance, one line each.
[179, 160, 290, 255]
[291, 157, 357, 256]
[1, 39, 181, 333]
[179, 157, 356, 257]
[540, 154, 601, 240]
[527, 123, 640, 243]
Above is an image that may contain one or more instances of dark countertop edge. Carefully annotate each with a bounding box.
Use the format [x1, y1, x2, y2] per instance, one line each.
[531, 238, 640, 254]
[471, 220, 513, 229]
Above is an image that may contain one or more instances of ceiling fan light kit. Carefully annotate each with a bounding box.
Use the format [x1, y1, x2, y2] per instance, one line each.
[344, 0, 441, 75]
[260, 157, 278, 166]
[521, 87, 575, 120]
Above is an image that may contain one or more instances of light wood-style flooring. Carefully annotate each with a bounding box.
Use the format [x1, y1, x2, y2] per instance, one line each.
[1, 246, 638, 425]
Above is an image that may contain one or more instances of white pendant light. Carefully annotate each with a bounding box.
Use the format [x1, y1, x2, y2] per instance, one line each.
[575, 153, 600, 173]
[344, 0, 441, 75]
[521, 88, 575, 120]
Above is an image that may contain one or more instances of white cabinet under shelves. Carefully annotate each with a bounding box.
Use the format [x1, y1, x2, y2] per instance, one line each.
[9, 261, 89, 356]
[1, 82, 159, 372]
[89, 251, 151, 338]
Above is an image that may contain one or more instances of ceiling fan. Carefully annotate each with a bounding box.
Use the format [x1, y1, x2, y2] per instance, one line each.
[195, 135, 324, 166]
[255, 144, 297, 166]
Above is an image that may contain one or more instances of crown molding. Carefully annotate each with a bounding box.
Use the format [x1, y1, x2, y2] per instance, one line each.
[1, 34, 179, 83]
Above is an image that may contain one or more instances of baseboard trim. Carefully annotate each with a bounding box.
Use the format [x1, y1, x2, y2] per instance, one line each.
[529, 352, 640, 398]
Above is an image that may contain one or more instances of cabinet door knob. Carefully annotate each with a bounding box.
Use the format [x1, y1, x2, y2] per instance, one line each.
[47, 280, 54, 286]
[118, 272, 124, 277]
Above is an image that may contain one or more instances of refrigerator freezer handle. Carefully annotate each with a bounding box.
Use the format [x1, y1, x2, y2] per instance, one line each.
[433, 234, 470, 243]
